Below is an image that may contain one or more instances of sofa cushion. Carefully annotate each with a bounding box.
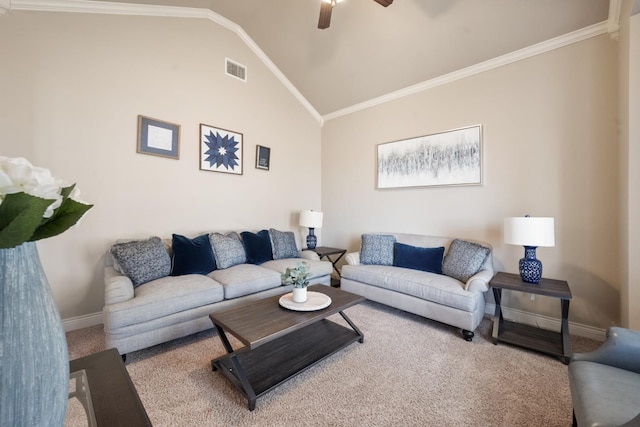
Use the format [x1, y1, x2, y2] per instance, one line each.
[393, 242, 444, 274]
[360, 234, 396, 265]
[269, 228, 299, 259]
[170, 233, 216, 276]
[261, 258, 333, 281]
[241, 230, 274, 265]
[110, 236, 171, 287]
[341, 264, 480, 312]
[210, 232, 247, 269]
[104, 274, 224, 329]
[209, 263, 282, 299]
[442, 239, 491, 283]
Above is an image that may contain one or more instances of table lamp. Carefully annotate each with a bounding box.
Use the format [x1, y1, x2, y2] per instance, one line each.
[504, 216, 555, 284]
[299, 210, 323, 250]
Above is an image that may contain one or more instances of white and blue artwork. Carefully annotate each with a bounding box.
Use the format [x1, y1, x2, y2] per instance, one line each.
[200, 124, 243, 175]
[377, 125, 482, 189]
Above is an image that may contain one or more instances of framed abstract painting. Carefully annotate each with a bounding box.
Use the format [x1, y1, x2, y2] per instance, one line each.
[376, 125, 482, 189]
[199, 124, 243, 175]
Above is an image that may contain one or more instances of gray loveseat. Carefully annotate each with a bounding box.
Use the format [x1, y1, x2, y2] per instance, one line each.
[103, 229, 332, 357]
[341, 233, 493, 341]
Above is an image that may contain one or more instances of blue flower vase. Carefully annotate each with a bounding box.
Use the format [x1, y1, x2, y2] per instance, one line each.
[0, 241, 69, 427]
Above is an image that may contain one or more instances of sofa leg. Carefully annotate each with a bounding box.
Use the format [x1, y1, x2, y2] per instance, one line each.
[572, 410, 577, 427]
[121, 354, 127, 363]
[462, 330, 474, 341]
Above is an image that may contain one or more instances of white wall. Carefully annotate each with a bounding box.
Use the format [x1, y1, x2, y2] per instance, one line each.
[0, 11, 322, 320]
[321, 34, 620, 330]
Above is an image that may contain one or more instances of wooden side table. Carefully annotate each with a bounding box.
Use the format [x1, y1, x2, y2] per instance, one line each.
[68, 348, 152, 426]
[306, 246, 347, 287]
[490, 271, 572, 364]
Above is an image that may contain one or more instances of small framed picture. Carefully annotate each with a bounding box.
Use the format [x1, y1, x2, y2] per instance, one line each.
[200, 124, 243, 175]
[256, 145, 270, 170]
[137, 115, 180, 159]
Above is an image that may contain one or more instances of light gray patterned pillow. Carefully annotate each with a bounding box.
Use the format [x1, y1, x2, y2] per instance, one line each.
[268, 228, 299, 259]
[360, 234, 396, 265]
[442, 239, 491, 283]
[209, 232, 247, 269]
[110, 236, 171, 287]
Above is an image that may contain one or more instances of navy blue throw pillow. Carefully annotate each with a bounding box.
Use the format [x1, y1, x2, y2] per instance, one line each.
[241, 230, 274, 265]
[170, 233, 216, 276]
[393, 242, 445, 274]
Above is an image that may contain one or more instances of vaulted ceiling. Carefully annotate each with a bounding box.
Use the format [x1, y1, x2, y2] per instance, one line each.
[103, 0, 610, 117]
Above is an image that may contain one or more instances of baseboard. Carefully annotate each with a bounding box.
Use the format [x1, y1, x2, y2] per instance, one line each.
[64, 306, 606, 341]
[485, 303, 606, 342]
[62, 312, 103, 332]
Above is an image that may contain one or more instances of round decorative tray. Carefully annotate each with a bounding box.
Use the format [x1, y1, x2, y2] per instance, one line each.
[278, 291, 332, 312]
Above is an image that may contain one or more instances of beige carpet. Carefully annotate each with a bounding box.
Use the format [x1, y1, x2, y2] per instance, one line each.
[65, 301, 600, 427]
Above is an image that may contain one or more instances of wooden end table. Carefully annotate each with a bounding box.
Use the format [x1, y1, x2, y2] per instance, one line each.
[490, 271, 572, 364]
[307, 246, 347, 286]
[68, 348, 152, 426]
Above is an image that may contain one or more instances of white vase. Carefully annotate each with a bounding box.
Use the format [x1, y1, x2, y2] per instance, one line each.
[0, 241, 69, 427]
[292, 286, 308, 303]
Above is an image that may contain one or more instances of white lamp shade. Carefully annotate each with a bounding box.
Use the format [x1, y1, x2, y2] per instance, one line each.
[504, 217, 555, 247]
[299, 210, 323, 229]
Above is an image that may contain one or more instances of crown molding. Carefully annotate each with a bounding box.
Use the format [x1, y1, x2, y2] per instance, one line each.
[0, 0, 10, 16]
[322, 21, 608, 122]
[5, 1, 610, 127]
[9, 0, 324, 125]
[608, 0, 622, 39]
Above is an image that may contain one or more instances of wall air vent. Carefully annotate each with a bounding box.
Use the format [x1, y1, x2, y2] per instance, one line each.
[225, 58, 247, 82]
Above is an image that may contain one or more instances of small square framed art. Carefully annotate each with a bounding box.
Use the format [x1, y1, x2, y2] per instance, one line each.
[137, 115, 180, 159]
[256, 145, 270, 170]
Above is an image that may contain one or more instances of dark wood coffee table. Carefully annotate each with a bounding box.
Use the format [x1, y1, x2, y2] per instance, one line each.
[209, 285, 365, 410]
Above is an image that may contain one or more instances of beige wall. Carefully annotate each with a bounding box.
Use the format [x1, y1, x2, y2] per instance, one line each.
[0, 11, 322, 320]
[322, 35, 620, 330]
[0, 8, 628, 333]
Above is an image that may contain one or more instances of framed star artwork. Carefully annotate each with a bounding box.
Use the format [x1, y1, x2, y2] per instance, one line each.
[199, 124, 243, 175]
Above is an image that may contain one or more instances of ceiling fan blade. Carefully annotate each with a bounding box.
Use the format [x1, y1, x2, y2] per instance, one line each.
[318, 2, 333, 29]
[373, 0, 393, 6]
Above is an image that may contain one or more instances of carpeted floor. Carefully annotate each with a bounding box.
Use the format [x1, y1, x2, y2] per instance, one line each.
[65, 301, 600, 427]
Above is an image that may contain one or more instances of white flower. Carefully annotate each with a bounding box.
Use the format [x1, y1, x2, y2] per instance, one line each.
[0, 156, 92, 249]
[0, 157, 63, 217]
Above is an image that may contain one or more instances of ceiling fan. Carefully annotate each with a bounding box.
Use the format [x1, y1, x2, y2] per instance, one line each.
[318, 0, 393, 30]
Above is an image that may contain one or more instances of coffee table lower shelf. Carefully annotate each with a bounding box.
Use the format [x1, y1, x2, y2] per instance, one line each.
[211, 319, 362, 410]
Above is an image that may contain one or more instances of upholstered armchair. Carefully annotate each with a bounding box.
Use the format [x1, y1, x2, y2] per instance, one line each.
[568, 327, 640, 427]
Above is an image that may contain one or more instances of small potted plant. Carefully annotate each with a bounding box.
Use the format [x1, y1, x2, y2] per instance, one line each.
[282, 261, 310, 303]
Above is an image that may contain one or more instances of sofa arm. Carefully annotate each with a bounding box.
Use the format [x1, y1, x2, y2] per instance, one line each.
[345, 252, 360, 265]
[299, 250, 321, 261]
[104, 266, 134, 306]
[465, 268, 493, 292]
[571, 327, 640, 373]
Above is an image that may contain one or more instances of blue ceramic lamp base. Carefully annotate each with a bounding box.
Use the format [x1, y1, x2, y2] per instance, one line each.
[519, 246, 542, 284]
[306, 228, 317, 250]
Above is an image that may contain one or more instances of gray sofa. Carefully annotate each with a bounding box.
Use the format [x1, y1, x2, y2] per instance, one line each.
[568, 327, 640, 427]
[103, 229, 332, 356]
[341, 233, 493, 341]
